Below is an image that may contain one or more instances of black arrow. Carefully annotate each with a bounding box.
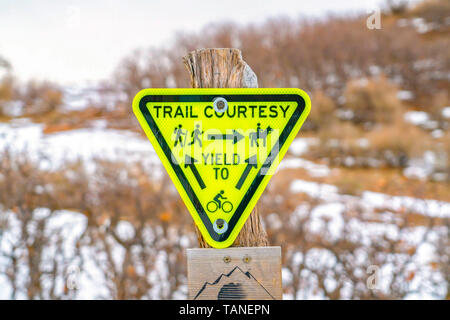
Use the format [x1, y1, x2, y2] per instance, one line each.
[262, 151, 276, 168]
[235, 155, 258, 190]
[185, 155, 206, 189]
[261, 140, 279, 170]
[207, 130, 244, 144]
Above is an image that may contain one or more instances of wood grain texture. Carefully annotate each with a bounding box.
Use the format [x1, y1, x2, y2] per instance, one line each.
[183, 48, 258, 89]
[183, 48, 268, 248]
[187, 246, 282, 300]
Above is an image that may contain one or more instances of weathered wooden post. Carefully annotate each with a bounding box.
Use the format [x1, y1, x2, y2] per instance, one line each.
[183, 48, 282, 300]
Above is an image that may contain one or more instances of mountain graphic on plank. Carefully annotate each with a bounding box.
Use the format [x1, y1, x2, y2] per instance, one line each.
[193, 266, 275, 300]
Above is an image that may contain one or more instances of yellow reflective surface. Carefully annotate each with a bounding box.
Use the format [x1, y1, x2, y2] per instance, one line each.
[133, 88, 311, 248]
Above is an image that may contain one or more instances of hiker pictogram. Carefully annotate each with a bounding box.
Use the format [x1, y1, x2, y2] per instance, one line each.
[189, 124, 204, 147]
[173, 124, 187, 147]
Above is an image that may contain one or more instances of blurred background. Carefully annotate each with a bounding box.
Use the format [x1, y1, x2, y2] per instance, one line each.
[0, 0, 449, 299]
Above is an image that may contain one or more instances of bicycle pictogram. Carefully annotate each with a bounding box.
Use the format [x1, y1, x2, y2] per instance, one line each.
[207, 191, 233, 213]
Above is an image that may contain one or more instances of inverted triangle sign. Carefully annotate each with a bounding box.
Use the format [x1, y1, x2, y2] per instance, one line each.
[133, 88, 311, 248]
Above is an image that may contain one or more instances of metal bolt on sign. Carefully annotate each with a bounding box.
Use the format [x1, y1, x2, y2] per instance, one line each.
[213, 97, 228, 113]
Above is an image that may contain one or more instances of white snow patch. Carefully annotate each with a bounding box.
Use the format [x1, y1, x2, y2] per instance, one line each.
[1, 100, 24, 117]
[403, 151, 436, 180]
[431, 129, 444, 139]
[397, 90, 414, 101]
[282, 268, 293, 285]
[289, 138, 318, 156]
[115, 221, 136, 242]
[0, 209, 91, 299]
[404, 111, 429, 126]
[308, 202, 345, 240]
[62, 86, 125, 112]
[362, 191, 450, 218]
[305, 248, 337, 270]
[0, 122, 160, 173]
[290, 178, 450, 219]
[266, 213, 283, 230]
[442, 107, 450, 119]
[279, 158, 331, 177]
[290, 180, 338, 199]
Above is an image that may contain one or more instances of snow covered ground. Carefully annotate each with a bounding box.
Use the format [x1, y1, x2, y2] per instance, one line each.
[290, 179, 450, 219]
[279, 138, 448, 299]
[0, 208, 190, 299]
[0, 123, 448, 299]
[0, 209, 89, 299]
[281, 176, 448, 299]
[0, 120, 160, 173]
[283, 164, 448, 299]
[62, 85, 127, 112]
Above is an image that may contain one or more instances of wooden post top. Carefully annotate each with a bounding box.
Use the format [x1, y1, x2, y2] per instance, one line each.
[183, 48, 258, 89]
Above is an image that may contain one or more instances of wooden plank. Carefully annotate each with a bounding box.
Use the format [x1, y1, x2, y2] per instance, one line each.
[187, 246, 282, 300]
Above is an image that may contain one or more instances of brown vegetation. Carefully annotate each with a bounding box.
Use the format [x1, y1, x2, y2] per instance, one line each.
[344, 76, 404, 125]
[21, 81, 63, 116]
[0, 151, 193, 299]
[408, 0, 450, 32]
[1, 149, 447, 299]
[113, 9, 448, 107]
[0, 0, 449, 300]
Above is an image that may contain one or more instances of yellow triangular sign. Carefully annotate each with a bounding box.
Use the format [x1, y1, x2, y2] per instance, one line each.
[133, 88, 311, 248]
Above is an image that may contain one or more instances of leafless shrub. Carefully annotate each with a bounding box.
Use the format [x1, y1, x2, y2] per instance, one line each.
[366, 121, 431, 167]
[0, 151, 79, 299]
[0, 55, 11, 71]
[385, 0, 410, 15]
[308, 122, 367, 166]
[429, 90, 450, 127]
[0, 148, 447, 299]
[20, 81, 63, 116]
[409, 0, 450, 30]
[113, 9, 449, 106]
[0, 76, 16, 117]
[305, 90, 337, 131]
[260, 186, 448, 299]
[344, 76, 404, 125]
[0, 151, 194, 299]
[75, 159, 193, 299]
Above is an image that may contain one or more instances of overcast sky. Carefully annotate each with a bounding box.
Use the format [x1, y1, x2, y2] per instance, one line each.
[0, 0, 405, 85]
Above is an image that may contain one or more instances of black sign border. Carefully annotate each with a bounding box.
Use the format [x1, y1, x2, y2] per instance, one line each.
[139, 94, 306, 242]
